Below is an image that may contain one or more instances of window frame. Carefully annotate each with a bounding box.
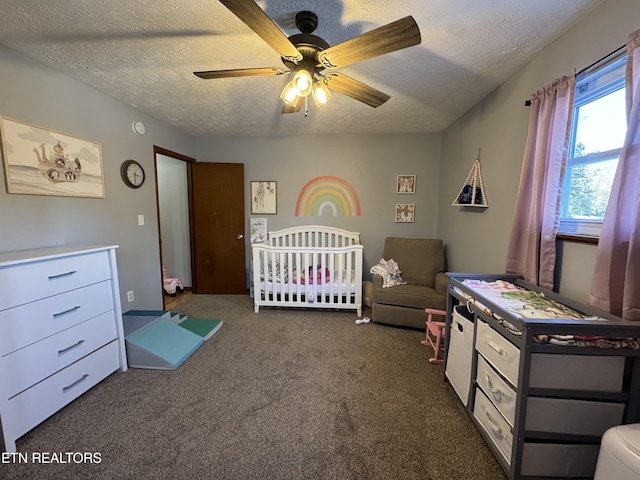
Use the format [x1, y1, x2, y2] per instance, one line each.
[558, 49, 627, 239]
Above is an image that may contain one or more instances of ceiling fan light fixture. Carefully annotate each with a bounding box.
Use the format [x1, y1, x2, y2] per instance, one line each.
[312, 79, 332, 107]
[292, 69, 313, 97]
[280, 80, 301, 106]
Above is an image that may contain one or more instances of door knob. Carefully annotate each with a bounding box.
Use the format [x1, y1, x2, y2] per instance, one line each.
[237, 234, 244, 239]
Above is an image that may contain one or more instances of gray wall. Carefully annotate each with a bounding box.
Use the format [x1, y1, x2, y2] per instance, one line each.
[195, 133, 442, 279]
[437, 0, 640, 303]
[1, 0, 635, 309]
[0, 45, 195, 310]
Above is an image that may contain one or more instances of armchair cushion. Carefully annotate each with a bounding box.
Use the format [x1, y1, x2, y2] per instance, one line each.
[374, 283, 445, 310]
[382, 237, 444, 287]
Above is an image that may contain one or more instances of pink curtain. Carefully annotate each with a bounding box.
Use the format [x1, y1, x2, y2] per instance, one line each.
[505, 74, 575, 289]
[589, 29, 640, 321]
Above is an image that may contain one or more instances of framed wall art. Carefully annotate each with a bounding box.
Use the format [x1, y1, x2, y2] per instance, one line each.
[250, 180, 277, 214]
[395, 204, 415, 223]
[396, 175, 415, 194]
[250, 217, 267, 244]
[1, 116, 105, 198]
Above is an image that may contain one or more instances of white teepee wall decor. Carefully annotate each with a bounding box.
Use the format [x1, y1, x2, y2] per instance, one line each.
[452, 149, 489, 207]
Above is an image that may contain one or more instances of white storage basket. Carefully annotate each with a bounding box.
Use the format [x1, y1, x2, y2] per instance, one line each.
[445, 305, 475, 406]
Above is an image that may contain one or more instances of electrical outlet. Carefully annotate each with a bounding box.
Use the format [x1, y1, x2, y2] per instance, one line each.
[127, 290, 134, 302]
[138, 214, 145, 226]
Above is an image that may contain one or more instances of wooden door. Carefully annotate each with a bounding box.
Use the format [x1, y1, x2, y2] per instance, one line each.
[192, 162, 246, 294]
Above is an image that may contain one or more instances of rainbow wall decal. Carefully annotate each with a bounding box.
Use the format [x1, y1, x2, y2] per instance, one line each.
[295, 176, 361, 217]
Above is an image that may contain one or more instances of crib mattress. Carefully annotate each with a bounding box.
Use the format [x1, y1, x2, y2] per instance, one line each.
[260, 276, 357, 295]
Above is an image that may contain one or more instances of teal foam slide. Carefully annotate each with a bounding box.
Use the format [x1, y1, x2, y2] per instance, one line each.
[122, 310, 222, 370]
[125, 318, 203, 370]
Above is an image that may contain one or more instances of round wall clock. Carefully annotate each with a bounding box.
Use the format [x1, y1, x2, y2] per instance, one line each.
[121, 160, 145, 189]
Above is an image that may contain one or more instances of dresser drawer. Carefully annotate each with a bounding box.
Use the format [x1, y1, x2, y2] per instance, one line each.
[474, 387, 513, 465]
[521, 442, 600, 478]
[476, 354, 517, 427]
[0, 250, 111, 311]
[0, 311, 117, 399]
[530, 354, 625, 392]
[0, 280, 114, 356]
[526, 396, 625, 436]
[475, 320, 520, 386]
[1, 341, 120, 441]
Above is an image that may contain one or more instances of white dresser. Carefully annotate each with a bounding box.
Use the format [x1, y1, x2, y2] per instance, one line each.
[0, 245, 128, 452]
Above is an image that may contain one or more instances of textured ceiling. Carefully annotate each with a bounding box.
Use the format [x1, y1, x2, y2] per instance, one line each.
[0, 0, 604, 137]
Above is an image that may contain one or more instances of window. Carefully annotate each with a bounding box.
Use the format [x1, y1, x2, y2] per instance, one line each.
[559, 49, 627, 237]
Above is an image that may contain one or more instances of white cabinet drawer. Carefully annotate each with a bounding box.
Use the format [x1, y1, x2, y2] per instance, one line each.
[0, 311, 117, 399]
[475, 320, 520, 386]
[476, 354, 517, 427]
[2, 341, 119, 441]
[0, 250, 111, 311]
[474, 388, 513, 465]
[0, 280, 114, 356]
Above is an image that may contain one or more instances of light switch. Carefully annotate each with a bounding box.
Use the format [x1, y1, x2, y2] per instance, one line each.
[138, 214, 144, 226]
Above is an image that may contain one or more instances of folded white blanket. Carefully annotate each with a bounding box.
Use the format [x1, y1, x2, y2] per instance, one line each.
[370, 258, 406, 288]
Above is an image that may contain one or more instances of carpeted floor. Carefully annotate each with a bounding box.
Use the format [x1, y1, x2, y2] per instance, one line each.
[5, 295, 507, 480]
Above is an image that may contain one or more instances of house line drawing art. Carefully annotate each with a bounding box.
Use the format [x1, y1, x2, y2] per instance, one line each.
[1, 117, 104, 198]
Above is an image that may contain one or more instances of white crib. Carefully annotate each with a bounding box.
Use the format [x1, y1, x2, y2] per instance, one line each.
[251, 225, 363, 316]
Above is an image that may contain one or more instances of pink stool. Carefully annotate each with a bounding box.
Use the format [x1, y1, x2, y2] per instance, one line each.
[421, 308, 447, 364]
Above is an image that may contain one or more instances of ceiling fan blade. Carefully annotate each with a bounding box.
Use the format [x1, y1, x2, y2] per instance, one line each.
[282, 96, 304, 114]
[317, 16, 421, 69]
[219, 0, 302, 62]
[324, 73, 390, 108]
[194, 67, 289, 79]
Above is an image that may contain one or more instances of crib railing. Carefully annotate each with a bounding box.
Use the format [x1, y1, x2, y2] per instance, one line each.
[266, 225, 360, 248]
[251, 243, 363, 316]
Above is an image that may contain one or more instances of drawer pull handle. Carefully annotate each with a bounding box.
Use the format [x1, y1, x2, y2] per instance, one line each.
[53, 306, 81, 318]
[57, 339, 85, 355]
[485, 374, 503, 402]
[484, 410, 504, 439]
[487, 340, 506, 356]
[62, 374, 89, 392]
[48, 270, 77, 280]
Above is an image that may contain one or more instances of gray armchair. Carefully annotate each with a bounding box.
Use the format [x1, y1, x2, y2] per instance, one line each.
[372, 237, 448, 329]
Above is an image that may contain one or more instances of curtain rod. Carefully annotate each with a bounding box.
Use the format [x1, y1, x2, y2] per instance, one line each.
[524, 44, 626, 106]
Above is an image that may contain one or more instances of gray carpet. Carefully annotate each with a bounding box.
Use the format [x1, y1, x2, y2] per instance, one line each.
[5, 295, 507, 480]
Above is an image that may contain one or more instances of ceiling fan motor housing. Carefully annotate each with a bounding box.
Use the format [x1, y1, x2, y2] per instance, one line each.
[284, 11, 330, 71]
[295, 11, 318, 34]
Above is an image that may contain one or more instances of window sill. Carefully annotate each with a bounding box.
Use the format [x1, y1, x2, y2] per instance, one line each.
[556, 233, 599, 245]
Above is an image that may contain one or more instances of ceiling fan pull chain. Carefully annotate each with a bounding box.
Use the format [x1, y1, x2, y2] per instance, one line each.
[304, 96, 309, 117]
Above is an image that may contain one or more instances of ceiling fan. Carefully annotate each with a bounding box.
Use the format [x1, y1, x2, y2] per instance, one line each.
[194, 0, 421, 114]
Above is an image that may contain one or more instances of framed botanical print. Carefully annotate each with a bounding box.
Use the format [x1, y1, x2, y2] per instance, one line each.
[395, 204, 415, 223]
[396, 175, 416, 194]
[250, 181, 277, 214]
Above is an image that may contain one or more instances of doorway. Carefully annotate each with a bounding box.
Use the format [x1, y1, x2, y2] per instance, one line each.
[154, 147, 195, 308]
[154, 147, 246, 303]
